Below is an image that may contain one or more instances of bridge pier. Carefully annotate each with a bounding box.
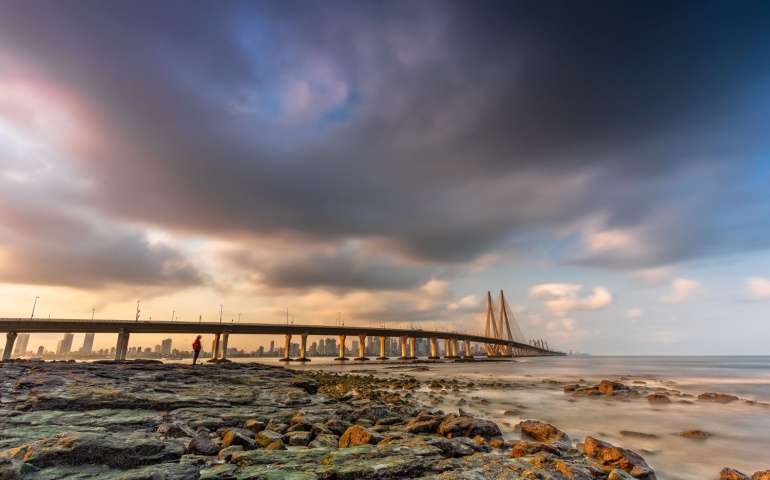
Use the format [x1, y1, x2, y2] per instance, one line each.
[279, 333, 293, 362]
[443, 339, 451, 359]
[398, 335, 408, 360]
[377, 336, 389, 360]
[114, 330, 129, 360]
[219, 332, 230, 362]
[354, 334, 369, 361]
[335, 335, 348, 361]
[3, 332, 17, 361]
[463, 338, 474, 359]
[448, 338, 459, 359]
[428, 337, 439, 359]
[208, 333, 221, 362]
[296, 332, 310, 362]
[408, 337, 417, 359]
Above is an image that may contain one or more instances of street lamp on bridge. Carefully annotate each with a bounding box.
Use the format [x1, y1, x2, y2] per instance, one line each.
[219, 305, 223, 323]
[31, 296, 39, 319]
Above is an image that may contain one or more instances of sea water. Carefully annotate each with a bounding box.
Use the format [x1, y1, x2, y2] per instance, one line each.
[280, 355, 770, 480]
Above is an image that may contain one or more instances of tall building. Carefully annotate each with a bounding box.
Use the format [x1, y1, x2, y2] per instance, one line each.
[56, 333, 74, 355]
[161, 338, 172, 356]
[269, 340, 274, 355]
[82, 333, 95, 356]
[13, 333, 30, 356]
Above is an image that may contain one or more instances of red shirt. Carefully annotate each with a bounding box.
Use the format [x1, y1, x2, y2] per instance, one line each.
[192, 338, 202, 351]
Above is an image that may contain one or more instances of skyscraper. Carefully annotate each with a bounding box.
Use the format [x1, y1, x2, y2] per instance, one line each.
[13, 333, 30, 356]
[56, 333, 74, 355]
[82, 333, 95, 356]
[161, 338, 172, 356]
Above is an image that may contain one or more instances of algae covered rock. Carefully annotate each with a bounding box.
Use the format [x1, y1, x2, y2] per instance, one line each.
[583, 436, 657, 480]
[338, 425, 384, 447]
[438, 412, 502, 440]
[518, 420, 571, 445]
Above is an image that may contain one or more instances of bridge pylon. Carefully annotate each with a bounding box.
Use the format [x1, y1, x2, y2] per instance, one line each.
[484, 290, 526, 356]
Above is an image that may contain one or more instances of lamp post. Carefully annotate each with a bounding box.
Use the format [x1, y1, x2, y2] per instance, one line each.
[285, 307, 289, 325]
[172, 311, 175, 322]
[135, 301, 140, 321]
[219, 305, 223, 323]
[91, 308, 95, 320]
[31, 296, 39, 319]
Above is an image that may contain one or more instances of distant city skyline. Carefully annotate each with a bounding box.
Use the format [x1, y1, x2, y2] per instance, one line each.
[1, 1, 770, 354]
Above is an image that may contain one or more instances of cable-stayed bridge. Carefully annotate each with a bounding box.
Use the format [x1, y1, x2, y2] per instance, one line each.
[0, 291, 563, 361]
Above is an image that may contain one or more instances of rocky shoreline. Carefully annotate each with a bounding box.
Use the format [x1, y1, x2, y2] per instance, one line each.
[0, 360, 767, 480]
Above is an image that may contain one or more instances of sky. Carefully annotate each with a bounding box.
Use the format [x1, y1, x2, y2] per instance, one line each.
[1, 1, 769, 355]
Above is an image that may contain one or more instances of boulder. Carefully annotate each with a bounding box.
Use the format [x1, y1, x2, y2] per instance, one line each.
[255, 429, 285, 448]
[609, 468, 636, 479]
[157, 422, 196, 438]
[646, 394, 671, 404]
[720, 468, 750, 480]
[698, 393, 739, 403]
[265, 440, 287, 450]
[438, 412, 502, 440]
[751, 471, 770, 480]
[325, 419, 353, 436]
[404, 417, 442, 434]
[290, 377, 319, 394]
[285, 431, 312, 446]
[218, 445, 243, 462]
[583, 436, 656, 480]
[596, 380, 628, 393]
[510, 440, 561, 458]
[188, 433, 220, 456]
[677, 430, 709, 439]
[243, 419, 266, 434]
[519, 420, 571, 445]
[308, 434, 340, 449]
[221, 430, 257, 450]
[339, 425, 384, 447]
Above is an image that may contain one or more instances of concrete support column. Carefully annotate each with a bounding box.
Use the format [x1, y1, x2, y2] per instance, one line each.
[279, 333, 293, 362]
[399, 336, 408, 360]
[355, 334, 369, 361]
[428, 337, 439, 359]
[3, 332, 18, 361]
[408, 337, 417, 359]
[120, 332, 130, 360]
[377, 336, 389, 360]
[114, 330, 124, 360]
[450, 338, 459, 358]
[220, 332, 229, 361]
[444, 339, 451, 359]
[464, 339, 473, 359]
[336, 335, 348, 361]
[297, 332, 310, 362]
[208, 333, 221, 362]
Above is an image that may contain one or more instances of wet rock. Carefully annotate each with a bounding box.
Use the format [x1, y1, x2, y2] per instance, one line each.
[286, 431, 311, 446]
[609, 468, 636, 479]
[1, 431, 186, 469]
[751, 471, 770, 480]
[405, 416, 442, 434]
[596, 380, 628, 393]
[188, 434, 220, 456]
[422, 436, 475, 457]
[0, 457, 37, 478]
[583, 436, 657, 480]
[218, 445, 243, 462]
[157, 422, 197, 439]
[519, 420, 571, 445]
[620, 431, 658, 439]
[720, 468, 750, 480]
[339, 425, 384, 447]
[290, 377, 319, 394]
[265, 439, 287, 450]
[698, 393, 739, 403]
[678, 430, 710, 439]
[510, 440, 561, 458]
[646, 394, 671, 404]
[438, 412, 502, 440]
[325, 419, 353, 436]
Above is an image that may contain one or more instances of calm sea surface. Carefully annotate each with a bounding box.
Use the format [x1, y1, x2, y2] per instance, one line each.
[174, 356, 770, 479]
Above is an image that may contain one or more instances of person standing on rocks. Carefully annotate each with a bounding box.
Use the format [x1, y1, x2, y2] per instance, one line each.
[192, 335, 202, 365]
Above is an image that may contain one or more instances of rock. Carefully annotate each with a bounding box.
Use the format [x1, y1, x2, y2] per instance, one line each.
[752, 472, 770, 480]
[422, 436, 476, 457]
[564, 384, 581, 392]
[290, 377, 319, 394]
[678, 430, 710, 439]
[325, 419, 353, 436]
[720, 468, 750, 480]
[646, 394, 671, 404]
[698, 393, 739, 403]
[438, 412, 503, 440]
[188, 434, 220, 456]
[265, 419, 289, 434]
[583, 436, 657, 480]
[218, 445, 243, 462]
[265, 440, 287, 450]
[308, 434, 340, 448]
[609, 468, 636, 479]
[510, 440, 561, 458]
[620, 431, 658, 439]
[285, 431, 311, 446]
[405, 417, 442, 434]
[221, 430, 257, 450]
[255, 429, 284, 448]
[518, 420, 571, 445]
[339, 425, 384, 447]
[2, 431, 186, 469]
[243, 419, 266, 434]
[596, 380, 628, 393]
[0, 458, 37, 478]
[157, 422, 197, 438]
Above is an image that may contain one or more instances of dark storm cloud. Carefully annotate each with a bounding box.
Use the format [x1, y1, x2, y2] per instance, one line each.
[0, 0, 769, 290]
